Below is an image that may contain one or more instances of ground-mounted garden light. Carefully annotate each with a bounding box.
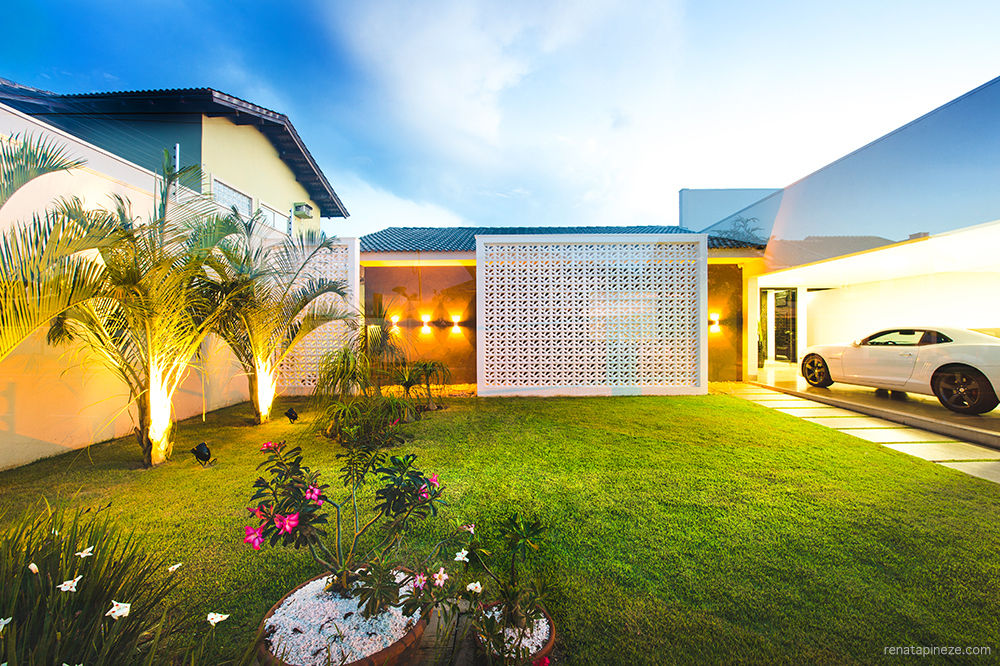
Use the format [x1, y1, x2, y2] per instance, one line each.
[285, 407, 298, 424]
[709, 312, 721, 334]
[190, 442, 216, 467]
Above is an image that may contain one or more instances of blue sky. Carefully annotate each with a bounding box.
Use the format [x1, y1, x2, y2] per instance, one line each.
[4, 0, 1000, 237]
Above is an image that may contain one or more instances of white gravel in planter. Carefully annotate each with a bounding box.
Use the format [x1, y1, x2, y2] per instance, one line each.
[264, 573, 421, 666]
[483, 607, 550, 657]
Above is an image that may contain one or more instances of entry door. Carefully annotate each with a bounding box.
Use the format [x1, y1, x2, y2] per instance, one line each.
[841, 329, 921, 387]
[773, 289, 797, 363]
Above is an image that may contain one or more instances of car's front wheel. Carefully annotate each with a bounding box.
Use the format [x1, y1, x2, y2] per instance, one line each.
[802, 354, 834, 388]
[932, 365, 999, 414]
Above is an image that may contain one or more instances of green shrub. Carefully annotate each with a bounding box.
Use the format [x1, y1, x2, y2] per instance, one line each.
[0, 507, 187, 665]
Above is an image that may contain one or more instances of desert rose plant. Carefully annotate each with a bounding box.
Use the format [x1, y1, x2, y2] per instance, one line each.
[244, 430, 445, 618]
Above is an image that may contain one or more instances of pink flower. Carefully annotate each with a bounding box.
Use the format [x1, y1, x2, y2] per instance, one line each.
[260, 441, 275, 451]
[304, 485, 323, 506]
[389, 418, 400, 427]
[432, 567, 448, 587]
[274, 512, 299, 534]
[461, 524, 475, 535]
[247, 505, 266, 521]
[418, 484, 430, 500]
[243, 525, 264, 550]
[413, 573, 427, 590]
[429, 474, 440, 488]
[533, 657, 550, 666]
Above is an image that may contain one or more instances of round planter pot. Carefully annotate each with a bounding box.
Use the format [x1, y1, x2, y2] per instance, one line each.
[473, 603, 556, 665]
[257, 571, 430, 666]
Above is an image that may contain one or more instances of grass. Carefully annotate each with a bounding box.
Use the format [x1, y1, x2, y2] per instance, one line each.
[1, 391, 1000, 664]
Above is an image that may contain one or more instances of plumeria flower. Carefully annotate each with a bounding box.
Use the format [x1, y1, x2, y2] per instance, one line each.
[57, 575, 82, 592]
[243, 525, 264, 550]
[105, 600, 131, 620]
[28, 562, 39, 574]
[466, 581, 482, 594]
[432, 567, 448, 587]
[168, 562, 183, 572]
[413, 573, 427, 590]
[460, 524, 475, 535]
[454, 549, 469, 563]
[207, 612, 229, 626]
[0, 617, 11, 634]
[75, 545, 94, 558]
[429, 474, 440, 488]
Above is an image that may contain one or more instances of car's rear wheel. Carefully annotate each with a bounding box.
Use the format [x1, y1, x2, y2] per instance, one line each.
[932, 365, 999, 414]
[802, 354, 833, 388]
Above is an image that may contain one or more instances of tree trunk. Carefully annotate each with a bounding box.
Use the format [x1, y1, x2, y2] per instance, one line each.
[249, 372, 264, 425]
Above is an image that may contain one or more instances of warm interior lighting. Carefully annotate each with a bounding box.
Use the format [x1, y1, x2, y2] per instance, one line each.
[452, 315, 461, 323]
[451, 324, 461, 333]
[709, 312, 722, 334]
[421, 314, 431, 323]
[390, 314, 399, 324]
[421, 325, 432, 334]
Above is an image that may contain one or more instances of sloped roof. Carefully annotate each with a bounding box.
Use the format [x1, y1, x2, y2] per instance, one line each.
[360, 226, 764, 252]
[0, 78, 347, 218]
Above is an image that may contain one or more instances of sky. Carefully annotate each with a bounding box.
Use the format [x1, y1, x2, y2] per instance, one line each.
[4, 0, 1000, 238]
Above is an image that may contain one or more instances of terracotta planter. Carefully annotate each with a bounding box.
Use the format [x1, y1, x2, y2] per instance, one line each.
[473, 602, 556, 665]
[257, 571, 431, 666]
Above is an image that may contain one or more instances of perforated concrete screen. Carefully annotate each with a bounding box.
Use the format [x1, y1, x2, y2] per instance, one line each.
[476, 234, 707, 396]
[277, 238, 360, 395]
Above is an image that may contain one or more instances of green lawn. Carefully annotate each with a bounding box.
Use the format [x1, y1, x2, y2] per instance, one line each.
[2, 392, 999, 664]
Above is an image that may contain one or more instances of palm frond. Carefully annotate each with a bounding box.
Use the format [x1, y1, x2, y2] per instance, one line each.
[0, 133, 85, 207]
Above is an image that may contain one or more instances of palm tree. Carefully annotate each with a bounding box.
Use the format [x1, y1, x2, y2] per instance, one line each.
[0, 134, 116, 362]
[210, 211, 352, 423]
[47, 154, 241, 466]
[413, 359, 450, 411]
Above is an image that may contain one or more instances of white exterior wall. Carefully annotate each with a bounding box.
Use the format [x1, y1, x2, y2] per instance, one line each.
[807, 271, 1000, 347]
[476, 234, 707, 397]
[0, 103, 250, 469]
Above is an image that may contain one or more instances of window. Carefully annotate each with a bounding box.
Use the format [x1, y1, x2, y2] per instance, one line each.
[863, 330, 924, 346]
[259, 204, 288, 232]
[212, 179, 252, 217]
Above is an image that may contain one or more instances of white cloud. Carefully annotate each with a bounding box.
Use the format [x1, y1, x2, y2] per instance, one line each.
[323, 171, 468, 239]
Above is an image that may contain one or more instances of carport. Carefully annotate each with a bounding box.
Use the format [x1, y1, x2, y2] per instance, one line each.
[746, 218, 1000, 449]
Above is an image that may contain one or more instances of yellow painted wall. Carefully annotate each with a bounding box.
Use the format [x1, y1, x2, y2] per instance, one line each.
[201, 116, 321, 234]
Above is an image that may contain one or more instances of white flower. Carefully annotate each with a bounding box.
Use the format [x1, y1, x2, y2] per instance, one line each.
[466, 581, 482, 594]
[461, 524, 475, 534]
[454, 549, 469, 563]
[207, 612, 229, 626]
[28, 562, 38, 574]
[57, 575, 82, 592]
[0, 617, 11, 633]
[105, 600, 131, 620]
[75, 546, 94, 558]
[167, 562, 182, 572]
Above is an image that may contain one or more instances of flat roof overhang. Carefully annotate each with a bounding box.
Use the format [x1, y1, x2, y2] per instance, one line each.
[361, 247, 759, 268]
[757, 218, 1000, 289]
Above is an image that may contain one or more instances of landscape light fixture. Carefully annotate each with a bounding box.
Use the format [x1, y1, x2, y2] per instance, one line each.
[421, 314, 431, 323]
[390, 315, 399, 324]
[285, 407, 298, 424]
[709, 312, 721, 334]
[190, 442, 216, 468]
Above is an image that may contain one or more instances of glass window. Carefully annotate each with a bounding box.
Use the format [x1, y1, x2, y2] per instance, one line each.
[863, 330, 923, 346]
[212, 179, 252, 218]
[260, 204, 288, 232]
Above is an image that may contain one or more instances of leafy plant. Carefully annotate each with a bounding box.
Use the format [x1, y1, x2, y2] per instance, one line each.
[244, 439, 446, 619]
[393, 362, 423, 399]
[209, 209, 352, 424]
[413, 359, 451, 411]
[0, 507, 190, 665]
[319, 394, 413, 444]
[46, 151, 244, 466]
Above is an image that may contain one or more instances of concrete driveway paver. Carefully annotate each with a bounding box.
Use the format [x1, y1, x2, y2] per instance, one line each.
[775, 406, 861, 418]
[804, 416, 900, 429]
[747, 399, 821, 408]
[884, 442, 1000, 462]
[940, 461, 1000, 483]
[837, 428, 960, 444]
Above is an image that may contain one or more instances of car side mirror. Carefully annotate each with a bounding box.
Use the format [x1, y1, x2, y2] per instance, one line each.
[852, 339, 861, 347]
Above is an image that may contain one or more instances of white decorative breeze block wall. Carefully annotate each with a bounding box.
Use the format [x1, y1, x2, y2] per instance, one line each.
[476, 234, 707, 396]
[277, 238, 361, 395]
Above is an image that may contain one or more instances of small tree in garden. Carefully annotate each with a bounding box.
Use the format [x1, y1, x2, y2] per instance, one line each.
[210, 210, 351, 424]
[244, 431, 445, 616]
[46, 152, 242, 466]
[413, 359, 451, 411]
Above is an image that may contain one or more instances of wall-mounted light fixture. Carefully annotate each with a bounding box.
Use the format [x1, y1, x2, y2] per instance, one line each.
[709, 312, 721, 334]
[390, 315, 399, 324]
[421, 314, 431, 323]
[451, 315, 461, 333]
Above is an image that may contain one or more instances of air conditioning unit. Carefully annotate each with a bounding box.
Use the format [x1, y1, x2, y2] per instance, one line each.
[293, 202, 314, 219]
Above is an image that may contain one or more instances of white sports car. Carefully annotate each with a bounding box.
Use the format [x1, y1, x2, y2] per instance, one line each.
[800, 326, 1000, 414]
